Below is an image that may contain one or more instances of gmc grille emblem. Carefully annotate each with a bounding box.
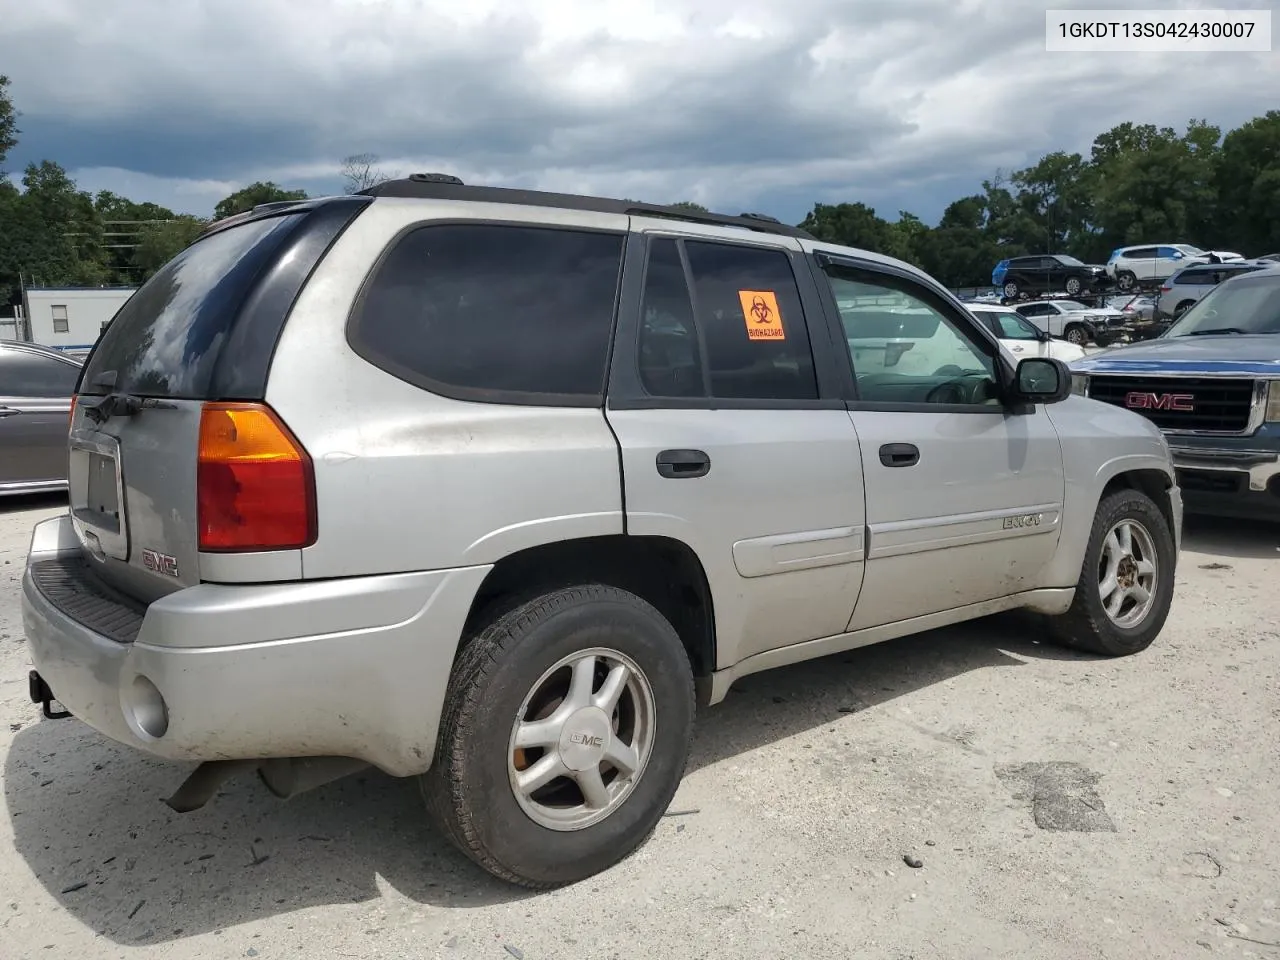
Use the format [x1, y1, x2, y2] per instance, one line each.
[1124, 391, 1194, 412]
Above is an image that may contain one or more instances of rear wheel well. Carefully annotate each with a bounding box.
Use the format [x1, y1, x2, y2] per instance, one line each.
[1101, 469, 1175, 533]
[462, 536, 716, 680]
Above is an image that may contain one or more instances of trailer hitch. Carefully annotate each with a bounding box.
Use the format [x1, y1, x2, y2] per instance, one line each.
[28, 671, 71, 720]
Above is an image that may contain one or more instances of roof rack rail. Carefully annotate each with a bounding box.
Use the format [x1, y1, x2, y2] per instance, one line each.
[360, 175, 814, 240]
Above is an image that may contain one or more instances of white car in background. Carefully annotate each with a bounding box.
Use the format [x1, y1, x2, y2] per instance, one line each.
[1106, 243, 1245, 290]
[966, 304, 1088, 363]
[1010, 299, 1127, 345]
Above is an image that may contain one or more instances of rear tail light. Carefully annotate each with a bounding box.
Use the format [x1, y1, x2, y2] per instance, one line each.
[68, 394, 77, 430]
[197, 402, 316, 552]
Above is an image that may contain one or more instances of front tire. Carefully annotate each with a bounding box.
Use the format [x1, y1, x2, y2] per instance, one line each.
[1116, 270, 1136, 292]
[1003, 280, 1020, 299]
[422, 584, 696, 888]
[1063, 323, 1089, 345]
[1064, 276, 1082, 296]
[1048, 488, 1176, 656]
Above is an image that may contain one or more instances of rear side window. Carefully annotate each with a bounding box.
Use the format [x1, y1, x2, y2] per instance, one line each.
[1178, 269, 1213, 285]
[79, 214, 305, 397]
[636, 239, 818, 401]
[0, 350, 80, 397]
[351, 224, 625, 403]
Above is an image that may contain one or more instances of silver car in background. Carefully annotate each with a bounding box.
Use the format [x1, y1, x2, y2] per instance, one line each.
[1156, 260, 1278, 319]
[0, 341, 82, 496]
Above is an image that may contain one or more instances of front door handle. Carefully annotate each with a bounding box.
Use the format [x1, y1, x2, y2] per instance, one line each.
[0, 405, 20, 419]
[656, 449, 710, 479]
[879, 442, 919, 468]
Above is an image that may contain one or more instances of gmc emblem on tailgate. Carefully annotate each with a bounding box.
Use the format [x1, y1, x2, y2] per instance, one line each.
[1125, 391, 1194, 412]
[141, 548, 179, 578]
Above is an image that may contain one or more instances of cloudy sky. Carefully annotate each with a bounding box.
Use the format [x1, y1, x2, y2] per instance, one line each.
[1, 0, 1275, 224]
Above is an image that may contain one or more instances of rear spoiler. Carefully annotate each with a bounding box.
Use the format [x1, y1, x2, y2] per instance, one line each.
[196, 198, 337, 241]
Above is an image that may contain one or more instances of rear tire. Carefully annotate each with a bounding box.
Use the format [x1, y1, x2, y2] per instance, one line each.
[1064, 276, 1082, 296]
[1175, 300, 1195, 318]
[1116, 270, 1136, 292]
[1003, 280, 1020, 299]
[1048, 488, 1176, 656]
[422, 584, 696, 889]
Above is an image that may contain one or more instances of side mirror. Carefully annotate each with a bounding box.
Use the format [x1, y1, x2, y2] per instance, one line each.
[1172, 251, 1184, 259]
[1009, 357, 1071, 404]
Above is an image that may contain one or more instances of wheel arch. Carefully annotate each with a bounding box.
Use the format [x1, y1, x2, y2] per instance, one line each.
[460, 534, 718, 693]
[1041, 453, 1179, 589]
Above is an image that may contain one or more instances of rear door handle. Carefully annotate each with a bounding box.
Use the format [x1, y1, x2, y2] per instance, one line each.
[656, 449, 710, 479]
[879, 443, 919, 468]
[0, 405, 21, 419]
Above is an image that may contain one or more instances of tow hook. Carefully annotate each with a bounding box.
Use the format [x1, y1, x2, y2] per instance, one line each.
[28, 671, 72, 720]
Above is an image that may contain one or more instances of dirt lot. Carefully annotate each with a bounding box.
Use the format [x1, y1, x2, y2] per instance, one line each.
[1, 495, 1278, 960]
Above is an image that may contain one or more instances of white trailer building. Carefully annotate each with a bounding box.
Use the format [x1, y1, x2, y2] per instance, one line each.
[20, 286, 137, 355]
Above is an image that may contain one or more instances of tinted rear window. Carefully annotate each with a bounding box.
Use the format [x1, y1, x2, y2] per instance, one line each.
[79, 214, 304, 397]
[350, 223, 625, 404]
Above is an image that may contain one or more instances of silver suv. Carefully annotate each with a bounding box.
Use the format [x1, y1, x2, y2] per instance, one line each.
[22, 176, 1183, 888]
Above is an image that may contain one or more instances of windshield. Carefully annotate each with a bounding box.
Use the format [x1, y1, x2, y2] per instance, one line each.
[1176, 244, 1205, 256]
[1055, 255, 1085, 266]
[1165, 274, 1280, 337]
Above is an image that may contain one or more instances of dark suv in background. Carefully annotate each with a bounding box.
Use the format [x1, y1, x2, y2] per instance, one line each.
[992, 254, 1110, 300]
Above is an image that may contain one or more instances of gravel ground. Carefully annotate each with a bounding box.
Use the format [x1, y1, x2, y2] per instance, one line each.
[2, 494, 1278, 960]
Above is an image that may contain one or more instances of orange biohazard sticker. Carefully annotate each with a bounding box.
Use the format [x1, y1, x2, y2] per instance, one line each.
[738, 290, 785, 341]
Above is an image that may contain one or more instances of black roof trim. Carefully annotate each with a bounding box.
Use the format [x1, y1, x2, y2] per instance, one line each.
[359, 176, 814, 240]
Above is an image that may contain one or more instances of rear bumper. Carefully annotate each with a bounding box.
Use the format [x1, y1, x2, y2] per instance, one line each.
[22, 515, 491, 777]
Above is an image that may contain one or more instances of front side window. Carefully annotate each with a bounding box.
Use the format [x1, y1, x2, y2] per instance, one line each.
[352, 224, 625, 401]
[826, 265, 997, 406]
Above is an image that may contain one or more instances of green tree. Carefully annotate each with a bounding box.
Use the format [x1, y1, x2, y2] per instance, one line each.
[1010, 151, 1096, 254]
[1216, 110, 1280, 254]
[0, 75, 18, 172]
[0, 161, 110, 295]
[213, 181, 307, 220]
[133, 215, 207, 275]
[799, 201, 894, 251]
[1088, 120, 1221, 252]
[667, 200, 709, 212]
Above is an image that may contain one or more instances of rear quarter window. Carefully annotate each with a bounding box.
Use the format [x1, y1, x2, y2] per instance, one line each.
[348, 223, 626, 405]
[79, 214, 306, 398]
